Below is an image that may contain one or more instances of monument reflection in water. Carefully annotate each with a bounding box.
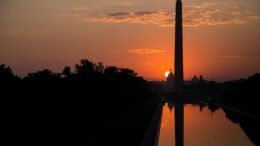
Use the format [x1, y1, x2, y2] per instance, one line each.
[158, 101, 254, 146]
[174, 103, 184, 146]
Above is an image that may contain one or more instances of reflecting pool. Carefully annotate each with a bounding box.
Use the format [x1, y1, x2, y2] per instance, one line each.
[157, 102, 254, 146]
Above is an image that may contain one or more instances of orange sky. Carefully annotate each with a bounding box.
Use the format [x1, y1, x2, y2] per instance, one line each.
[1, 0, 260, 81]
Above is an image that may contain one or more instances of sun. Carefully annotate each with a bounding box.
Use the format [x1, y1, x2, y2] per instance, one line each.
[165, 71, 170, 78]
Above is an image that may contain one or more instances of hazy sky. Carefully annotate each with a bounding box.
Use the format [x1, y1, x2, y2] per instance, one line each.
[1, 0, 260, 81]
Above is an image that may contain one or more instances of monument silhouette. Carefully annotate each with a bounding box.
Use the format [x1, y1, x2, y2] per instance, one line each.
[174, 0, 184, 91]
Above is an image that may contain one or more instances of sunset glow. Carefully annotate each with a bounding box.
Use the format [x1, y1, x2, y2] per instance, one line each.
[0, 0, 260, 81]
[165, 71, 171, 78]
[1, 1, 259, 146]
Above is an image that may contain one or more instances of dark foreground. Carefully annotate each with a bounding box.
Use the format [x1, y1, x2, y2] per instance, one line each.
[1, 60, 159, 146]
[1, 61, 260, 146]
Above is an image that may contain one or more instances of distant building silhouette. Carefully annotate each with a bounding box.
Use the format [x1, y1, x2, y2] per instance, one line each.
[166, 69, 175, 91]
[199, 75, 204, 83]
[191, 75, 199, 84]
[174, 0, 184, 91]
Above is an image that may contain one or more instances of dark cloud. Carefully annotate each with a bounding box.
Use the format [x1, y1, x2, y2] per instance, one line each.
[108, 12, 130, 17]
[72, 2, 260, 27]
[134, 11, 157, 16]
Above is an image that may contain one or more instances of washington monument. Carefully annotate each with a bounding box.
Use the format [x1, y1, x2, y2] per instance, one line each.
[174, 0, 184, 91]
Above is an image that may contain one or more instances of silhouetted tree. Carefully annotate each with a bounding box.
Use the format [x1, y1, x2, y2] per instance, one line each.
[95, 62, 104, 73]
[0, 64, 19, 88]
[104, 66, 119, 76]
[25, 69, 60, 83]
[75, 59, 96, 75]
[0, 60, 164, 146]
[0, 64, 15, 82]
[62, 66, 72, 77]
[119, 68, 137, 77]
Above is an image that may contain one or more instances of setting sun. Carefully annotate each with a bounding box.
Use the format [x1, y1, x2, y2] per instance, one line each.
[165, 71, 170, 78]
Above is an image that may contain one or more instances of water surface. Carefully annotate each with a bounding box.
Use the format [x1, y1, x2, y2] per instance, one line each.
[158, 103, 254, 146]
